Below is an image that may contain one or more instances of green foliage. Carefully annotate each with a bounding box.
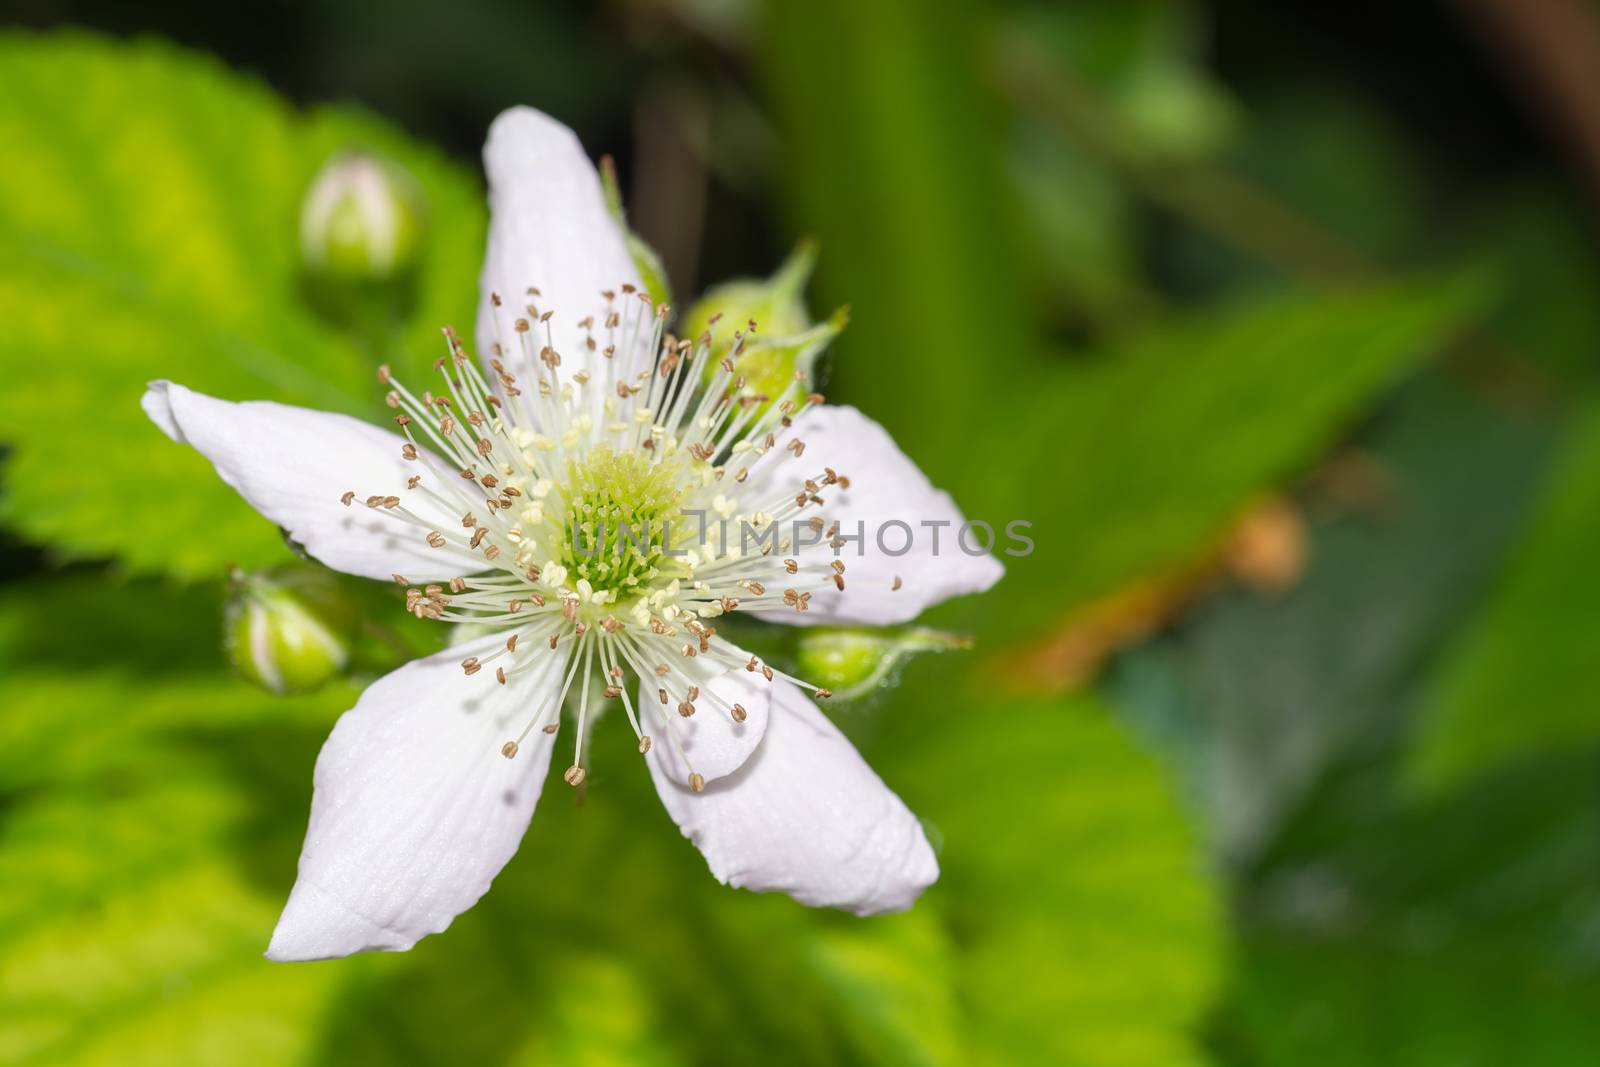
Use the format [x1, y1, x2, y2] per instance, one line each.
[1409, 399, 1600, 792]
[989, 274, 1491, 638]
[1111, 371, 1593, 1061]
[1112, 371, 1554, 862]
[6, 8, 1582, 1066]
[0, 32, 484, 580]
[0, 570, 1220, 1066]
[878, 671, 1222, 1067]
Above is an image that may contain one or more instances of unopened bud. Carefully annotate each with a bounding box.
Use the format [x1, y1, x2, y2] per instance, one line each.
[225, 564, 358, 695]
[688, 242, 846, 410]
[299, 151, 425, 328]
[794, 626, 972, 701]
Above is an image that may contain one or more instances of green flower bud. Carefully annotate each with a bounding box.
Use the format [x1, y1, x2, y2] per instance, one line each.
[795, 627, 972, 701]
[225, 564, 359, 695]
[299, 151, 425, 329]
[686, 243, 847, 411]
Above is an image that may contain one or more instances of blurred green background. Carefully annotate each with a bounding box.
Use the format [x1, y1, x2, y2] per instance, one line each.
[4, 0, 1600, 1063]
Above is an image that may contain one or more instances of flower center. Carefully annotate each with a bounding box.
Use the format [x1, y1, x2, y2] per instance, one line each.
[556, 446, 686, 598]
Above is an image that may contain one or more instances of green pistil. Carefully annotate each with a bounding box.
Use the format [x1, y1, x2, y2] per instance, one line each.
[557, 447, 685, 596]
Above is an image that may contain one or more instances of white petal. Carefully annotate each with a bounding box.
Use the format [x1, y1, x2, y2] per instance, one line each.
[143, 381, 481, 582]
[639, 650, 771, 783]
[476, 107, 646, 388]
[649, 677, 938, 915]
[266, 634, 570, 960]
[745, 405, 1003, 625]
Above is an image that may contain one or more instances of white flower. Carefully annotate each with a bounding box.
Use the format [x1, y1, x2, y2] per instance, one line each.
[142, 107, 1003, 961]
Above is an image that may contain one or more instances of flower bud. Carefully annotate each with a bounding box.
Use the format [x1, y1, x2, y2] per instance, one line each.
[299, 151, 425, 328]
[795, 627, 972, 701]
[225, 564, 359, 695]
[686, 242, 847, 409]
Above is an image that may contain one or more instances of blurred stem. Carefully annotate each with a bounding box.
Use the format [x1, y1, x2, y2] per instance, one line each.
[631, 77, 710, 299]
[1454, 0, 1600, 224]
[993, 28, 1373, 285]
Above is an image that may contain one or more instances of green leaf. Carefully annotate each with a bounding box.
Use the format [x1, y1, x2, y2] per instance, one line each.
[876, 666, 1223, 1067]
[989, 273, 1492, 638]
[1215, 746, 1600, 1066]
[0, 31, 483, 579]
[1409, 398, 1600, 793]
[1110, 369, 1554, 862]
[1222, 931, 1600, 1067]
[0, 695, 351, 1066]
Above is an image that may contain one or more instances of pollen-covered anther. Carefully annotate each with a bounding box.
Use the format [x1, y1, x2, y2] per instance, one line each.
[638, 735, 652, 754]
[461, 657, 481, 676]
[678, 701, 696, 718]
[427, 531, 446, 548]
[501, 741, 519, 759]
[563, 765, 587, 787]
[392, 573, 411, 586]
[731, 703, 748, 723]
[688, 773, 706, 794]
[542, 722, 559, 734]
[340, 490, 356, 506]
[815, 688, 833, 699]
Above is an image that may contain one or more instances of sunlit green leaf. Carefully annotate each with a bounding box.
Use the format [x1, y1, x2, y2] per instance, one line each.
[0, 31, 483, 579]
[877, 668, 1222, 1067]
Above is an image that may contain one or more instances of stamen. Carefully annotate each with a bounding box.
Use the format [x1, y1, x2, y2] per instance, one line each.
[362, 283, 844, 789]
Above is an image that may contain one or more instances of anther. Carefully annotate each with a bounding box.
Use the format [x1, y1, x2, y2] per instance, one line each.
[731, 703, 748, 723]
[638, 735, 652, 754]
[563, 765, 587, 787]
[501, 741, 519, 758]
[688, 773, 705, 793]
